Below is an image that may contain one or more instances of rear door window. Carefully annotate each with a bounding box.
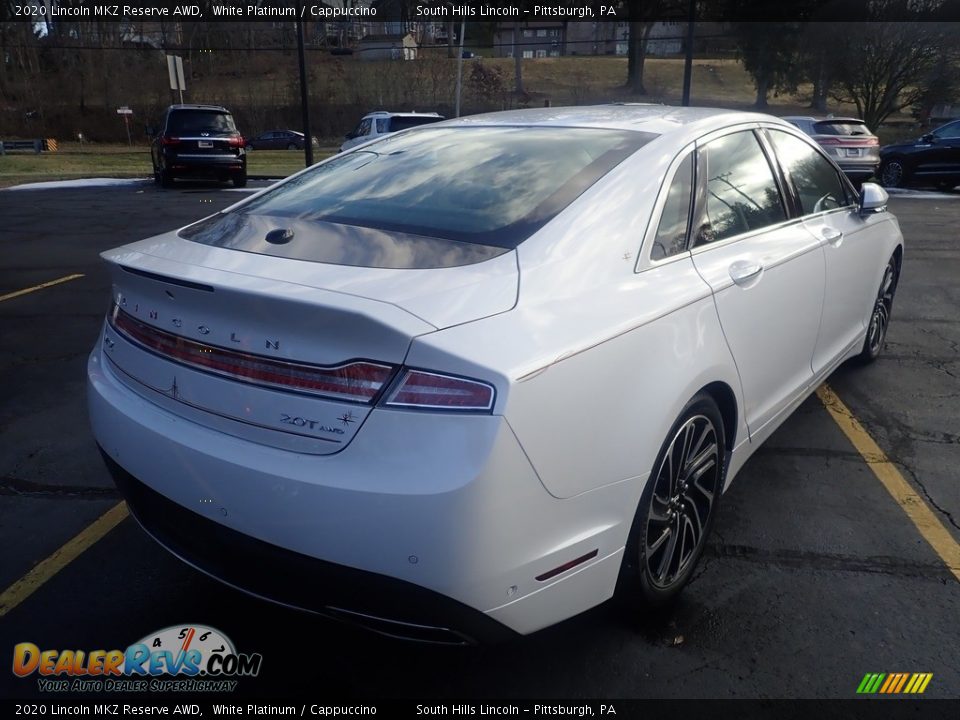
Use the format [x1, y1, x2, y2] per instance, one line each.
[694, 131, 787, 245]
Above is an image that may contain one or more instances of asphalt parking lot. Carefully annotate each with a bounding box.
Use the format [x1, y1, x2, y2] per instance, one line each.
[0, 179, 958, 700]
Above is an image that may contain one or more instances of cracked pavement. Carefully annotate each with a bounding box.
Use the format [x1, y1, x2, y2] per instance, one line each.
[0, 185, 957, 699]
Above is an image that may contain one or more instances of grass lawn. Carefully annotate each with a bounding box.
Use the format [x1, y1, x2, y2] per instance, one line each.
[0, 143, 333, 189]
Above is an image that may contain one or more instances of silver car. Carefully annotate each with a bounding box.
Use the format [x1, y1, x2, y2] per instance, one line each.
[783, 116, 880, 183]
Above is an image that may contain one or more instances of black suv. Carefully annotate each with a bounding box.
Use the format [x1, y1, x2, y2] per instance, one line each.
[879, 118, 960, 190]
[149, 104, 247, 188]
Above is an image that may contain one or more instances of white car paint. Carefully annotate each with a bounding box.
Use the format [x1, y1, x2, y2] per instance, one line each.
[88, 105, 903, 641]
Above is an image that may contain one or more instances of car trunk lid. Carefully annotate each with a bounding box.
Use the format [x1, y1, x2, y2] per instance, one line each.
[99, 228, 516, 453]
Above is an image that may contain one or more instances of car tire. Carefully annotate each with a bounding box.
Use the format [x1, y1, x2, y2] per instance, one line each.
[879, 159, 906, 188]
[232, 172, 247, 188]
[856, 254, 900, 364]
[618, 393, 725, 608]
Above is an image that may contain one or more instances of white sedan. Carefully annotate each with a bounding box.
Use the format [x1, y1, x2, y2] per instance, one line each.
[88, 105, 903, 643]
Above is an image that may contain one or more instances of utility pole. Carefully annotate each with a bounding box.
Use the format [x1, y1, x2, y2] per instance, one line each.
[295, 3, 314, 167]
[681, 0, 696, 106]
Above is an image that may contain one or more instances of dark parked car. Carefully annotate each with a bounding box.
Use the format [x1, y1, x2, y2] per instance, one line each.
[783, 116, 880, 183]
[149, 104, 246, 188]
[246, 130, 317, 151]
[879, 119, 960, 190]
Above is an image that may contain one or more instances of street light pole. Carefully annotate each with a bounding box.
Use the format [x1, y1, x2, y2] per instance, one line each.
[455, 20, 466, 117]
[295, 3, 314, 167]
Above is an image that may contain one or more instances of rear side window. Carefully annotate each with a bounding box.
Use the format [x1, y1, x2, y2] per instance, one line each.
[768, 130, 853, 215]
[813, 121, 871, 136]
[167, 111, 236, 136]
[233, 126, 654, 248]
[651, 153, 693, 261]
[390, 116, 443, 131]
[694, 131, 786, 245]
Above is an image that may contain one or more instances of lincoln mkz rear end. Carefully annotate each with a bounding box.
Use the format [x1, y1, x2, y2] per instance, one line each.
[90, 121, 663, 644]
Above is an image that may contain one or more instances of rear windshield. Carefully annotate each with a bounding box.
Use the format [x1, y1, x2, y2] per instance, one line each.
[227, 126, 653, 248]
[390, 115, 444, 132]
[813, 121, 872, 136]
[168, 110, 237, 136]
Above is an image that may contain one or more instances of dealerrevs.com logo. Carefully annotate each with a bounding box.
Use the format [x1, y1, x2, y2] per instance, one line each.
[12, 624, 262, 693]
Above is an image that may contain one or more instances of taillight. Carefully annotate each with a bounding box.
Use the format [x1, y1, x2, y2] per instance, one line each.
[161, 136, 181, 146]
[383, 370, 495, 412]
[816, 137, 842, 145]
[109, 306, 394, 404]
[864, 137, 879, 146]
[228, 136, 245, 148]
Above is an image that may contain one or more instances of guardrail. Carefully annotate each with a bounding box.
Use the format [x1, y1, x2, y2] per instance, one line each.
[0, 139, 58, 154]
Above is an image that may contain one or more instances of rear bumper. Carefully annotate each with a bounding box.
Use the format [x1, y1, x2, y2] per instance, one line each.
[87, 340, 635, 639]
[164, 153, 245, 175]
[836, 161, 879, 180]
[102, 451, 514, 644]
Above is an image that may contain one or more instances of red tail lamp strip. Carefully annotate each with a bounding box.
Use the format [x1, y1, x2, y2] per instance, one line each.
[109, 306, 393, 403]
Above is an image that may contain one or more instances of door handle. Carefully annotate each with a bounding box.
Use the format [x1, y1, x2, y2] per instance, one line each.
[729, 260, 763, 286]
[821, 227, 844, 246]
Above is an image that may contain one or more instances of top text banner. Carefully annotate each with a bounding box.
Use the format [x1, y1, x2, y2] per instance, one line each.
[6, 0, 960, 23]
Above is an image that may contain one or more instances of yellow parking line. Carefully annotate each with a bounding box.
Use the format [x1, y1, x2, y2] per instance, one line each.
[0, 502, 128, 617]
[0, 273, 84, 303]
[817, 384, 960, 582]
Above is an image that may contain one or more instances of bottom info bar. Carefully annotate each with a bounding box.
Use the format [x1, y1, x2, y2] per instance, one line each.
[9, 703, 616, 717]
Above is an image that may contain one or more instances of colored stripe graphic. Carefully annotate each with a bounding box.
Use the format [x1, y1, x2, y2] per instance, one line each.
[857, 673, 933, 694]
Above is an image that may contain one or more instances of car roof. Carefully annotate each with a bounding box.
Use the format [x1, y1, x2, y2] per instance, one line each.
[440, 104, 795, 139]
[168, 104, 231, 112]
[783, 115, 867, 124]
[362, 111, 443, 118]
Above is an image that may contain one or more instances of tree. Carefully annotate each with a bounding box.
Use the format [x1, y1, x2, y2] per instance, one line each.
[732, 21, 804, 108]
[511, 21, 524, 96]
[799, 22, 839, 112]
[621, 0, 684, 95]
[828, 19, 960, 129]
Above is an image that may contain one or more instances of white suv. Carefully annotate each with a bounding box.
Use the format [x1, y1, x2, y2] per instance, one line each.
[340, 111, 444, 152]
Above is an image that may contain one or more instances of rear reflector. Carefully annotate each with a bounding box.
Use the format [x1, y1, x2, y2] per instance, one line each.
[383, 369, 495, 412]
[109, 306, 394, 403]
[535, 549, 599, 582]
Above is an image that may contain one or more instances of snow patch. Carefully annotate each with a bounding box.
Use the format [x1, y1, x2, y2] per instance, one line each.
[5, 177, 150, 191]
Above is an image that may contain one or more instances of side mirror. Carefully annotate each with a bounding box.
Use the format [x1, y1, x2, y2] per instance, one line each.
[921, 133, 935, 143]
[859, 182, 888, 216]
